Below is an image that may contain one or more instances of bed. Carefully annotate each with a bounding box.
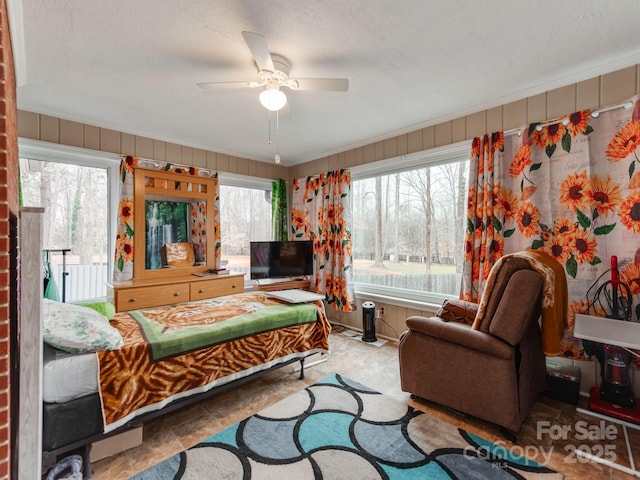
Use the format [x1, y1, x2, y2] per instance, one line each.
[41, 291, 331, 477]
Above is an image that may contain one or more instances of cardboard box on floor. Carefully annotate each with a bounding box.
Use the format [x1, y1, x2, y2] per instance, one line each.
[90, 426, 143, 462]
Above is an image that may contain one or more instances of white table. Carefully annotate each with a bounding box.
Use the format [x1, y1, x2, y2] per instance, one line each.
[573, 314, 640, 477]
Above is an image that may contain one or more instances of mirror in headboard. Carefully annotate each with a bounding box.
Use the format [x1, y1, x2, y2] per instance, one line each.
[133, 168, 216, 279]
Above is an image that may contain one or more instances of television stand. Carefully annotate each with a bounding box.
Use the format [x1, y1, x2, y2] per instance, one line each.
[253, 277, 311, 292]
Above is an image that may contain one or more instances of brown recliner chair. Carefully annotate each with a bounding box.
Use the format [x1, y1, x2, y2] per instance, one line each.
[398, 257, 548, 434]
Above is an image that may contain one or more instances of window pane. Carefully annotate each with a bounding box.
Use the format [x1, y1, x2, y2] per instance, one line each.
[352, 158, 469, 302]
[20, 159, 109, 302]
[219, 185, 272, 279]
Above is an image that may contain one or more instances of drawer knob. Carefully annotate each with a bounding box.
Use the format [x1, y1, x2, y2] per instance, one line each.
[199, 289, 204, 293]
[175, 292, 181, 296]
[129, 298, 137, 303]
[232, 284, 236, 289]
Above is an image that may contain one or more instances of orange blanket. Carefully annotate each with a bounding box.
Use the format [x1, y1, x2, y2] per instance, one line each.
[473, 250, 568, 356]
[97, 292, 331, 432]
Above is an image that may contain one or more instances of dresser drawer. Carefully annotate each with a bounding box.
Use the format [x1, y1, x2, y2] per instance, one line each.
[116, 283, 190, 311]
[190, 277, 244, 300]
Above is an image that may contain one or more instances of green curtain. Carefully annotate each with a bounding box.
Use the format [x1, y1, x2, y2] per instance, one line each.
[272, 179, 288, 241]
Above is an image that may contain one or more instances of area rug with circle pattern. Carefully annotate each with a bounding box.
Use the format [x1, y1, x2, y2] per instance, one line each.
[131, 373, 562, 479]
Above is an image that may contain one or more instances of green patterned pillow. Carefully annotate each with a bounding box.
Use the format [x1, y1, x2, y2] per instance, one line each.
[77, 301, 116, 320]
[43, 299, 123, 354]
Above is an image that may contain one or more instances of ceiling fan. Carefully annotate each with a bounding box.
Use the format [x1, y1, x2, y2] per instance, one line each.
[197, 31, 349, 112]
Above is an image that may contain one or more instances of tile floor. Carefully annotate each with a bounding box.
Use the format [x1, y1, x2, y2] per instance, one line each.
[89, 329, 640, 479]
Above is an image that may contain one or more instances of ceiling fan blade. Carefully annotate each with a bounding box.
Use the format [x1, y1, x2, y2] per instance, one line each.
[197, 81, 262, 90]
[288, 78, 349, 92]
[241, 31, 275, 72]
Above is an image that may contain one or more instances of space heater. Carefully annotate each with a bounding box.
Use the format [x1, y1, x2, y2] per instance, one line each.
[362, 301, 377, 342]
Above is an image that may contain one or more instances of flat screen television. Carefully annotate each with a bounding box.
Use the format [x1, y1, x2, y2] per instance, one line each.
[250, 240, 314, 280]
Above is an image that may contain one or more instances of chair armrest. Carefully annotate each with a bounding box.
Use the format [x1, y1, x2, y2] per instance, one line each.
[405, 316, 513, 359]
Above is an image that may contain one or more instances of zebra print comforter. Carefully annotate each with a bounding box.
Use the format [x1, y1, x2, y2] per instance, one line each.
[96, 291, 331, 432]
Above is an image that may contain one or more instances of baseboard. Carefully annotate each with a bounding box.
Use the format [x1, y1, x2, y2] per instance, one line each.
[329, 320, 399, 344]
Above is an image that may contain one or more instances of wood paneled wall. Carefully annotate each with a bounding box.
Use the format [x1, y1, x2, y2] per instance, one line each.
[291, 64, 640, 179]
[17, 111, 290, 183]
[17, 65, 640, 187]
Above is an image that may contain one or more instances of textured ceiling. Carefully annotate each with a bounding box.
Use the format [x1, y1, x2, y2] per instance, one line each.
[10, 0, 640, 166]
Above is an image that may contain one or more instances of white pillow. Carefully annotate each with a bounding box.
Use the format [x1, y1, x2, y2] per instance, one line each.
[43, 299, 123, 354]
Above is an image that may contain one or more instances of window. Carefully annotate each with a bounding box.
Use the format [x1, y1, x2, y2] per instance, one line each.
[351, 142, 470, 305]
[218, 173, 273, 281]
[18, 139, 120, 302]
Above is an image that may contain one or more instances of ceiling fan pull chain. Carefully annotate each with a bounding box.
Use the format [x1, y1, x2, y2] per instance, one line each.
[275, 111, 281, 164]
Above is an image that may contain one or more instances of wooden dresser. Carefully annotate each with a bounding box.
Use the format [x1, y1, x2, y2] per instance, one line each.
[107, 273, 245, 312]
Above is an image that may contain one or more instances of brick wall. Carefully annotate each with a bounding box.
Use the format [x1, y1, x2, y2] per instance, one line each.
[0, 0, 18, 478]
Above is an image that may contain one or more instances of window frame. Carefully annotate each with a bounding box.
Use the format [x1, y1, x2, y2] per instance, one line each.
[349, 140, 471, 307]
[18, 138, 121, 285]
[217, 172, 274, 191]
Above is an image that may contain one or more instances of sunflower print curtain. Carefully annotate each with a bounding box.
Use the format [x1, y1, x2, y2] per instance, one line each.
[461, 96, 640, 360]
[112, 156, 220, 282]
[291, 170, 356, 312]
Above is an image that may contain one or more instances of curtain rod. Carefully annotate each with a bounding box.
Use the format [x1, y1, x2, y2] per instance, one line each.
[504, 100, 634, 137]
[131, 156, 216, 178]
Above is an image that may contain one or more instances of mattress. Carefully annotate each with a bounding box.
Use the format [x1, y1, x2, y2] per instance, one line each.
[43, 344, 98, 403]
[43, 393, 102, 451]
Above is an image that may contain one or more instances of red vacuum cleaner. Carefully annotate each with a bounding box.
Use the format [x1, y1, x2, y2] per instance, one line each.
[583, 256, 640, 423]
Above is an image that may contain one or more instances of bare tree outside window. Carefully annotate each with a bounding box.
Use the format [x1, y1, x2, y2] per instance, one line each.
[352, 157, 469, 298]
[373, 176, 385, 268]
[219, 184, 272, 278]
[20, 159, 109, 302]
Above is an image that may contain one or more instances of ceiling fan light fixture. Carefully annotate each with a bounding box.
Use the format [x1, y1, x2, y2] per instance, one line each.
[259, 87, 287, 111]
